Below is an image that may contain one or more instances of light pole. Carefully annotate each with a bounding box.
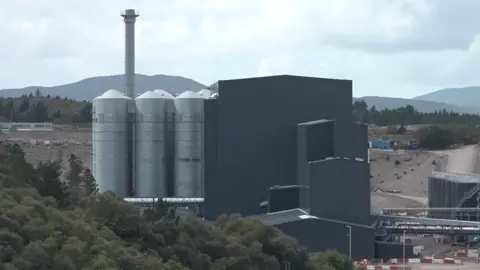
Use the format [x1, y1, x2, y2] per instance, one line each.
[402, 230, 406, 270]
[346, 225, 352, 260]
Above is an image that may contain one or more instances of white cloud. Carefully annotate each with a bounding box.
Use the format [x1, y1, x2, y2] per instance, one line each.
[0, 0, 479, 98]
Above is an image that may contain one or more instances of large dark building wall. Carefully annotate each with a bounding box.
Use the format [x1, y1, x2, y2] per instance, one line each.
[309, 158, 370, 225]
[296, 124, 310, 211]
[204, 99, 218, 200]
[375, 242, 414, 260]
[297, 120, 336, 211]
[203, 75, 353, 219]
[351, 123, 368, 161]
[276, 219, 375, 260]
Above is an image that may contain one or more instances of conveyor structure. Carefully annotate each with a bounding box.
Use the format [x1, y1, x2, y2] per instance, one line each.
[382, 207, 480, 220]
[373, 213, 480, 227]
[383, 224, 480, 235]
[124, 197, 204, 207]
[373, 213, 480, 235]
[383, 208, 480, 214]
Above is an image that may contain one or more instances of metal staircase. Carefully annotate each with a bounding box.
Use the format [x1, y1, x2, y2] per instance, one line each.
[457, 183, 480, 208]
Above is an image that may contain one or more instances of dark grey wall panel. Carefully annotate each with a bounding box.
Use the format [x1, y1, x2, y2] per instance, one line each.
[375, 242, 414, 260]
[268, 186, 301, 212]
[351, 123, 368, 160]
[276, 219, 375, 260]
[203, 99, 218, 215]
[302, 120, 335, 161]
[296, 124, 310, 211]
[309, 158, 370, 225]
[204, 75, 352, 219]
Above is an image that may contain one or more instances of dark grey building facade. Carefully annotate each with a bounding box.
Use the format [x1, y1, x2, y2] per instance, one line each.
[204, 75, 352, 219]
[249, 209, 375, 260]
[202, 75, 383, 259]
[375, 242, 414, 260]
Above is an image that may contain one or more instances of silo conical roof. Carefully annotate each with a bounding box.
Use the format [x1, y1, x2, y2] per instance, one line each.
[136, 90, 164, 99]
[176, 90, 202, 99]
[153, 89, 174, 99]
[96, 89, 131, 99]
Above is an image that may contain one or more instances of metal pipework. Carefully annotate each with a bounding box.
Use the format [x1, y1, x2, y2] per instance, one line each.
[383, 208, 480, 213]
[124, 197, 205, 205]
[121, 9, 139, 99]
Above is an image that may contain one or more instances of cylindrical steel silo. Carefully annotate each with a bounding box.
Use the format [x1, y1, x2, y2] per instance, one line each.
[135, 91, 168, 197]
[174, 91, 204, 197]
[153, 89, 175, 197]
[92, 89, 131, 196]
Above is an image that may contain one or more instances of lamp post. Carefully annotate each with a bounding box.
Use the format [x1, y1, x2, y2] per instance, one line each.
[402, 230, 406, 270]
[346, 225, 352, 259]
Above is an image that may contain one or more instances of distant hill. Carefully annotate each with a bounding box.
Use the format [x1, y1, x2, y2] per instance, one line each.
[354, 96, 479, 114]
[1, 74, 478, 114]
[0, 74, 206, 101]
[413, 86, 480, 108]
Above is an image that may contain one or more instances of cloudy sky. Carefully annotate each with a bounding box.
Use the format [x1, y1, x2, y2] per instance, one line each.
[0, 0, 479, 98]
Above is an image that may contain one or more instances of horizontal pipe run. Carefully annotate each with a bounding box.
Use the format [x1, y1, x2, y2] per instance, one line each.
[383, 208, 480, 213]
[124, 197, 204, 204]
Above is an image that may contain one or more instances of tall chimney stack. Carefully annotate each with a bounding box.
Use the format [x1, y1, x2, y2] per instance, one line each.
[121, 9, 139, 99]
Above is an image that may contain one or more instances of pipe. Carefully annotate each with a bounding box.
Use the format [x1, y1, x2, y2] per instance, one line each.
[383, 208, 480, 212]
[124, 197, 205, 204]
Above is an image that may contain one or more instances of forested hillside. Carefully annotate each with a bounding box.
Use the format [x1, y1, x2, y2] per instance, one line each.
[0, 89, 91, 124]
[0, 143, 352, 270]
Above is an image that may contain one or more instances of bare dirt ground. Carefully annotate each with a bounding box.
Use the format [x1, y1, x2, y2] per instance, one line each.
[370, 145, 479, 212]
[0, 131, 92, 177]
[369, 149, 443, 211]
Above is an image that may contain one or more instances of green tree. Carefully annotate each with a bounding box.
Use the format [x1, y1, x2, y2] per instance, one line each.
[66, 154, 84, 204]
[35, 161, 69, 207]
[17, 99, 30, 114]
[0, 142, 352, 270]
[82, 168, 98, 197]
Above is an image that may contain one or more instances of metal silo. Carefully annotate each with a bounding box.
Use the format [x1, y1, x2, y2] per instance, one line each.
[135, 91, 168, 197]
[174, 91, 204, 197]
[92, 89, 131, 196]
[153, 89, 175, 197]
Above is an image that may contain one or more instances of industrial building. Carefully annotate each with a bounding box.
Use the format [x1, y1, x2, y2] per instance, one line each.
[428, 172, 480, 220]
[91, 8, 412, 261]
[92, 75, 400, 259]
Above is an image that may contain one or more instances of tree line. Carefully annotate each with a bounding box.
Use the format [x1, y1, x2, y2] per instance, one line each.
[352, 100, 480, 126]
[0, 89, 91, 124]
[353, 100, 480, 149]
[0, 142, 352, 270]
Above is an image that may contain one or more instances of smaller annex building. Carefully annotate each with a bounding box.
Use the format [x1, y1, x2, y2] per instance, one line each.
[248, 208, 375, 259]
